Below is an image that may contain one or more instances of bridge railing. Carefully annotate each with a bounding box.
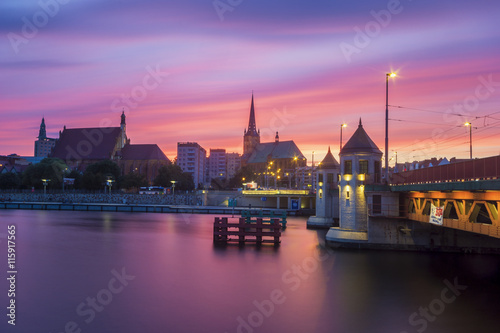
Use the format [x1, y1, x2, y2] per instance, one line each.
[391, 155, 500, 185]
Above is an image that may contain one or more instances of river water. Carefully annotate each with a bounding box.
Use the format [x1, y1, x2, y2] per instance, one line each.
[0, 209, 499, 333]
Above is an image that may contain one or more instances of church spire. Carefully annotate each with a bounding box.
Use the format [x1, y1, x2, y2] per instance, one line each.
[246, 93, 258, 136]
[38, 117, 47, 139]
[121, 109, 126, 125]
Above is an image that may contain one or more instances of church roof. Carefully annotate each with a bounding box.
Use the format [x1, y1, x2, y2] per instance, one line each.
[319, 147, 339, 169]
[340, 119, 382, 155]
[247, 140, 305, 164]
[51, 127, 122, 160]
[121, 144, 169, 161]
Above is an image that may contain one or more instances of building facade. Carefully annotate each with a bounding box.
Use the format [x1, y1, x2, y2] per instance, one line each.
[207, 149, 227, 182]
[226, 152, 241, 180]
[177, 142, 206, 188]
[34, 118, 57, 158]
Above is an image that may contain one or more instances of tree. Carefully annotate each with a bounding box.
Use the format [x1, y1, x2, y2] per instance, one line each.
[120, 172, 148, 190]
[227, 166, 255, 189]
[154, 164, 194, 191]
[0, 172, 21, 189]
[82, 160, 121, 191]
[22, 158, 68, 189]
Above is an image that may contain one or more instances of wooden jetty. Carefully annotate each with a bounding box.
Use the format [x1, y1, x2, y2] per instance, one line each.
[213, 217, 281, 245]
[241, 209, 287, 228]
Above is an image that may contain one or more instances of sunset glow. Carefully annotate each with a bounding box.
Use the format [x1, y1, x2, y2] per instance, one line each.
[1, 0, 500, 165]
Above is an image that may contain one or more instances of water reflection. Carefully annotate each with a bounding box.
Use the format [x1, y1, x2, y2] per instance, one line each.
[0, 210, 498, 333]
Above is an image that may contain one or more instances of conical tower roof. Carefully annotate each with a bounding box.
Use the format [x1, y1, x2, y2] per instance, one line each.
[340, 118, 382, 155]
[245, 93, 258, 136]
[319, 146, 339, 169]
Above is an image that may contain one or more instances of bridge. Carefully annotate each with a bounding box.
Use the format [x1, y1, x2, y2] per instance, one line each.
[369, 155, 500, 239]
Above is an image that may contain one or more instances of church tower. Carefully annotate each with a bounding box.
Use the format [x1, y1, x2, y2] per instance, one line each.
[243, 93, 260, 159]
[38, 117, 47, 139]
[120, 110, 128, 149]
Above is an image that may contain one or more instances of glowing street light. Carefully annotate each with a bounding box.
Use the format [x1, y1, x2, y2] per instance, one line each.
[170, 180, 177, 195]
[464, 122, 474, 160]
[385, 72, 397, 184]
[340, 123, 347, 151]
[41, 178, 50, 196]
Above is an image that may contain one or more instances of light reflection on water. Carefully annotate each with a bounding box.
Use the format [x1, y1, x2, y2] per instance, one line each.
[0, 209, 499, 333]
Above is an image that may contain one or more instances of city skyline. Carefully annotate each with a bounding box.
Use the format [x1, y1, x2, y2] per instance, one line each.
[1, 0, 500, 163]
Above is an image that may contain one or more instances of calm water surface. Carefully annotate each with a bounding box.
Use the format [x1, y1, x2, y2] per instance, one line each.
[0, 210, 499, 333]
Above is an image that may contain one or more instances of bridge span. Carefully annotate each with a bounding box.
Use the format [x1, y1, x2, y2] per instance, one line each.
[383, 155, 500, 239]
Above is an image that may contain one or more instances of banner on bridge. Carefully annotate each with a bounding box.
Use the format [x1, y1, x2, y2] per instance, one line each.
[430, 204, 444, 225]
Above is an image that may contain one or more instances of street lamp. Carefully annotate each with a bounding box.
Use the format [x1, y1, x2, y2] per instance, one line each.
[465, 122, 474, 160]
[293, 156, 298, 189]
[170, 180, 177, 195]
[106, 178, 114, 194]
[385, 72, 397, 184]
[311, 151, 315, 192]
[340, 123, 347, 151]
[41, 179, 50, 196]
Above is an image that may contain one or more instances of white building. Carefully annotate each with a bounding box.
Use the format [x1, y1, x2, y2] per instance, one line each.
[177, 142, 206, 188]
[326, 119, 383, 242]
[307, 147, 340, 227]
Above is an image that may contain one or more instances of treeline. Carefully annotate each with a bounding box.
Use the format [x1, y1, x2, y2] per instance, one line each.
[0, 158, 195, 191]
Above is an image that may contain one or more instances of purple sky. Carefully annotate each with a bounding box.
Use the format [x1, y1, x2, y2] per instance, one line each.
[1, 0, 500, 164]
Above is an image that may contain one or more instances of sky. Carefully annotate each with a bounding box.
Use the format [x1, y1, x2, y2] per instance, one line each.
[1, 0, 500, 165]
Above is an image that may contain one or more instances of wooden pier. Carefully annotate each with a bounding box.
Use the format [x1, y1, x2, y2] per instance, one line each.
[241, 209, 287, 228]
[213, 217, 281, 245]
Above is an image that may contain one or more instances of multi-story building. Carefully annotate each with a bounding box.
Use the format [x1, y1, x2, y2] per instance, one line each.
[207, 149, 226, 182]
[34, 118, 57, 158]
[226, 152, 241, 180]
[177, 142, 206, 188]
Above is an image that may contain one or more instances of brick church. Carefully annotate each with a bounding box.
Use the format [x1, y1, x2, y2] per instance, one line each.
[51, 112, 169, 184]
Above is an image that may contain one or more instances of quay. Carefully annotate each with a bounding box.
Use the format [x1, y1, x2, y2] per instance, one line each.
[0, 201, 302, 216]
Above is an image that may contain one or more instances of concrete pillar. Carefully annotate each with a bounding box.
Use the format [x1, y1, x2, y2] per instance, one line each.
[277, 196, 280, 209]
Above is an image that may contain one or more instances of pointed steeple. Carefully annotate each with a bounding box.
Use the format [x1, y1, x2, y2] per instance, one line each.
[121, 109, 126, 125]
[319, 146, 340, 169]
[38, 117, 47, 139]
[340, 117, 382, 155]
[246, 93, 258, 136]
